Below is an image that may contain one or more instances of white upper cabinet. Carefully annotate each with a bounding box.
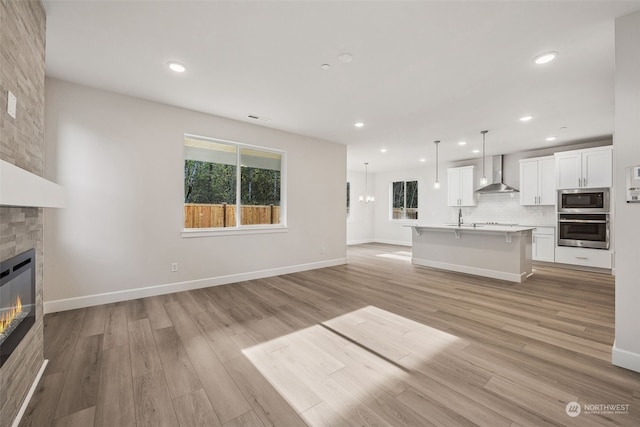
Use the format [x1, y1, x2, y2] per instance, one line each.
[447, 166, 476, 206]
[519, 156, 555, 206]
[555, 146, 612, 189]
[582, 148, 613, 188]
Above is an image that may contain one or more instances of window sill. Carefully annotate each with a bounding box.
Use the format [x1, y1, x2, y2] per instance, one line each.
[389, 219, 419, 224]
[182, 225, 288, 238]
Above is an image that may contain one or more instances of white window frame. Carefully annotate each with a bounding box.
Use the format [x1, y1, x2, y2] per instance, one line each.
[181, 134, 287, 238]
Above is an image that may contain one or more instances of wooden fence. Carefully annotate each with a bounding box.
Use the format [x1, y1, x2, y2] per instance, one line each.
[392, 208, 418, 220]
[184, 203, 280, 228]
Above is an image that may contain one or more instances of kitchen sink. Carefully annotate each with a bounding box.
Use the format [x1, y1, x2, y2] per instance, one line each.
[445, 223, 483, 228]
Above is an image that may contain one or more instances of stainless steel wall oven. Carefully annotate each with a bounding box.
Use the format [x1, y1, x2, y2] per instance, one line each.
[557, 188, 610, 249]
[558, 214, 610, 249]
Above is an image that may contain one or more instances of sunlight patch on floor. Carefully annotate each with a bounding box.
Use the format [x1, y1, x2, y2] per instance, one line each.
[376, 251, 413, 262]
[242, 305, 462, 425]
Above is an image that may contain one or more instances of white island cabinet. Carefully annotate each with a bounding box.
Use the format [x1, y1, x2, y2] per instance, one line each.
[410, 224, 535, 283]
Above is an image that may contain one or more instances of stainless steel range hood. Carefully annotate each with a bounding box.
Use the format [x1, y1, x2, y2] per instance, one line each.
[475, 155, 519, 193]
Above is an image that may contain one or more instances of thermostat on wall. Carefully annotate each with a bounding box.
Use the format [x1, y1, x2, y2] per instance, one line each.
[626, 165, 640, 203]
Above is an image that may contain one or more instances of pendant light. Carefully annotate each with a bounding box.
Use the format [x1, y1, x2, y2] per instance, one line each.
[433, 140, 441, 189]
[480, 130, 488, 186]
[358, 162, 375, 203]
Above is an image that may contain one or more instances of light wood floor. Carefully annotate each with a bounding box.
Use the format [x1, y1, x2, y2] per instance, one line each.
[20, 243, 640, 426]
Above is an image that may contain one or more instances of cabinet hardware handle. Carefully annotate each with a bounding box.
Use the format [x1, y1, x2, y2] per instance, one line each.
[576, 256, 589, 260]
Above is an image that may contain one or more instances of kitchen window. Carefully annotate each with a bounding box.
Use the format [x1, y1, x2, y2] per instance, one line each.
[391, 180, 418, 221]
[182, 134, 286, 237]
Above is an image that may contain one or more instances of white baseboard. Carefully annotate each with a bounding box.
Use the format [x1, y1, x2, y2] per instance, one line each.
[373, 239, 412, 247]
[347, 239, 375, 245]
[412, 257, 527, 283]
[612, 341, 640, 373]
[12, 359, 48, 427]
[44, 258, 346, 314]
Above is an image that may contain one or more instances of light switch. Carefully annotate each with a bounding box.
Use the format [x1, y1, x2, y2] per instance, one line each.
[7, 91, 17, 119]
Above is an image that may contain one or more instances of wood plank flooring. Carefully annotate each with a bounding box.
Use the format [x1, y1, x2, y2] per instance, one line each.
[19, 243, 640, 426]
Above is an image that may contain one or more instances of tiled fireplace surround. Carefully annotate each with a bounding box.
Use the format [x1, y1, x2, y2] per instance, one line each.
[0, 1, 47, 426]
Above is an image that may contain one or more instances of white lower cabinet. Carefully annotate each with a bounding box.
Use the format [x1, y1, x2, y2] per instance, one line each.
[555, 246, 612, 269]
[532, 227, 555, 262]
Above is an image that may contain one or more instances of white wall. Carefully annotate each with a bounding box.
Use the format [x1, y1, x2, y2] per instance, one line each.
[373, 165, 450, 246]
[43, 78, 346, 311]
[613, 11, 640, 373]
[346, 169, 375, 244]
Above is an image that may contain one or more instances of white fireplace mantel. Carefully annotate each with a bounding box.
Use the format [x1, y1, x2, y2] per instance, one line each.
[0, 159, 66, 208]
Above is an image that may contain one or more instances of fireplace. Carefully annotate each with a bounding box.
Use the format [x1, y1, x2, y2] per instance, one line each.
[0, 249, 36, 367]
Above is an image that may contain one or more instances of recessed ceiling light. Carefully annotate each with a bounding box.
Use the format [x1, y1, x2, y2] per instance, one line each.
[380, 148, 387, 153]
[420, 158, 426, 162]
[167, 61, 186, 73]
[533, 51, 558, 65]
[338, 53, 353, 63]
[472, 149, 480, 154]
[520, 115, 533, 122]
[321, 64, 331, 70]
[458, 141, 467, 146]
[546, 136, 557, 141]
[354, 122, 364, 128]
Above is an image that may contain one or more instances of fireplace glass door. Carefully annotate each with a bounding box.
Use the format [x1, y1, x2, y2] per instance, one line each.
[0, 249, 36, 367]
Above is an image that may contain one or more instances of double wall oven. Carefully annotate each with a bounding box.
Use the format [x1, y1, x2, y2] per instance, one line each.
[557, 188, 610, 249]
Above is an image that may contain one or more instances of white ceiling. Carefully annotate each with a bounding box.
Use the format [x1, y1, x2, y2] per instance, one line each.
[43, 0, 640, 173]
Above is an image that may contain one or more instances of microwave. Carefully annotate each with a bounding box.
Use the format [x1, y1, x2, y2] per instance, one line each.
[558, 188, 609, 213]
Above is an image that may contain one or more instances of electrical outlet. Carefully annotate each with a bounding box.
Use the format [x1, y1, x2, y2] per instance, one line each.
[171, 262, 178, 272]
[7, 91, 17, 119]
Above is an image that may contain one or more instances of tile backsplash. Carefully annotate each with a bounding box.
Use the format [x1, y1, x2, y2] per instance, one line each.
[451, 193, 556, 226]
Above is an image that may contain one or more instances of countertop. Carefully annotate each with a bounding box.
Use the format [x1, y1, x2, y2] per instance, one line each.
[409, 224, 537, 233]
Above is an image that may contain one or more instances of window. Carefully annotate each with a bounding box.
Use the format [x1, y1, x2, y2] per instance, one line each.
[183, 134, 285, 234]
[391, 180, 418, 220]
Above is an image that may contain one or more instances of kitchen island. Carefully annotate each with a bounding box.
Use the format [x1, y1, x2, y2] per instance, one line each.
[409, 224, 535, 283]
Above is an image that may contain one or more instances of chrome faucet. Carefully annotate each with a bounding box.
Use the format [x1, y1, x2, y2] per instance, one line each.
[458, 208, 463, 226]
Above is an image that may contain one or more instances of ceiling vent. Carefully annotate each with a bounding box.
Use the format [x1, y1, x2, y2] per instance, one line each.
[248, 115, 271, 122]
